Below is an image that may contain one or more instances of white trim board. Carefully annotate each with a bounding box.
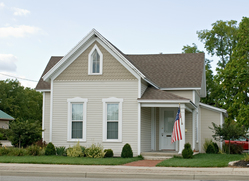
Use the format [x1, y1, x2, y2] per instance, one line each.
[199, 103, 227, 116]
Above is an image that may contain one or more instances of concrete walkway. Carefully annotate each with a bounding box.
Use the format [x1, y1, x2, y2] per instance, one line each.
[0, 163, 248, 180]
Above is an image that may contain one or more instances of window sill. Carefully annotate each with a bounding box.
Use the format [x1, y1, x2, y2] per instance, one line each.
[67, 139, 86, 143]
[102, 140, 122, 143]
[88, 73, 102, 75]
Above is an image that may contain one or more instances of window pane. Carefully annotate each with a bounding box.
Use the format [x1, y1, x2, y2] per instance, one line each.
[107, 104, 119, 120]
[92, 50, 100, 73]
[72, 104, 83, 120]
[72, 121, 83, 139]
[107, 122, 118, 139]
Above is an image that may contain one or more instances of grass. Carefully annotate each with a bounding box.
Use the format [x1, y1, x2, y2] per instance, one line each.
[0, 156, 142, 165]
[157, 153, 245, 167]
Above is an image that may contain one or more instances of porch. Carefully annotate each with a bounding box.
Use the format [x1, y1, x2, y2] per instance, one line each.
[139, 103, 198, 155]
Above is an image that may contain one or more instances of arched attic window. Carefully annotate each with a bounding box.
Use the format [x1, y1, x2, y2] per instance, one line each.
[88, 44, 103, 75]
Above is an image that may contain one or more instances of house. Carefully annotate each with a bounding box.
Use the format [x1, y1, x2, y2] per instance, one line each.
[36, 29, 227, 156]
[0, 110, 14, 129]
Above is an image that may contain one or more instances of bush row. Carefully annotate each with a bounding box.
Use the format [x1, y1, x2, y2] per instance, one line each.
[0, 142, 134, 158]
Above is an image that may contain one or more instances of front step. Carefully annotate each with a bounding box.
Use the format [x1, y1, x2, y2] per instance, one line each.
[141, 151, 180, 160]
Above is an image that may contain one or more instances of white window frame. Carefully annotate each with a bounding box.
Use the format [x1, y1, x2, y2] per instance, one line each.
[67, 97, 88, 142]
[88, 44, 103, 75]
[102, 97, 123, 142]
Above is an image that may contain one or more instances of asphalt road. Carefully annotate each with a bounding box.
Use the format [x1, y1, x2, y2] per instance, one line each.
[0, 176, 245, 181]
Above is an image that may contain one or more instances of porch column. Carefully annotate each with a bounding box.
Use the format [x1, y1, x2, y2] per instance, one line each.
[138, 103, 141, 155]
[192, 109, 196, 151]
[179, 105, 185, 154]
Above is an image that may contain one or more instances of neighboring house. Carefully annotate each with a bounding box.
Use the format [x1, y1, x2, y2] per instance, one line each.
[36, 29, 227, 156]
[0, 110, 14, 129]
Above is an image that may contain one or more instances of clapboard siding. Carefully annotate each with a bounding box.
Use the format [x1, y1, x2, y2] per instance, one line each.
[200, 108, 220, 153]
[185, 112, 192, 146]
[52, 80, 138, 156]
[166, 90, 193, 101]
[141, 107, 151, 152]
[141, 80, 148, 97]
[44, 92, 50, 143]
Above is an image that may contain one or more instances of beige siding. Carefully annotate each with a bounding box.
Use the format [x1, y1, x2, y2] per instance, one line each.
[166, 90, 193, 101]
[185, 112, 192, 146]
[156, 107, 159, 150]
[0, 121, 9, 129]
[141, 107, 151, 152]
[44, 92, 50, 143]
[52, 80, 138, 156]
[56, 41, 136, 81]
[200, 107, 220, 153]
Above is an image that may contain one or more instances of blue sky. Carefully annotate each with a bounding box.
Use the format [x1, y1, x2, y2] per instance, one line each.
[0, 0, 248, 88]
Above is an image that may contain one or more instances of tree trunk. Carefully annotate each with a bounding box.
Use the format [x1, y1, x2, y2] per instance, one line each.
[19, 137, 21, 149]
[229, 140, 231, 154]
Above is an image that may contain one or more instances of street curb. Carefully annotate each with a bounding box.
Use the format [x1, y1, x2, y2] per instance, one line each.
[1, 171, 249, 180]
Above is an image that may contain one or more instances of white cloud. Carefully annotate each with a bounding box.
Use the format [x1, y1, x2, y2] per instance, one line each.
[0, 25, 40, 38]
[0, 2, 5, 8]
[12, 7, 30, 16]
[0, 54, 17, 72]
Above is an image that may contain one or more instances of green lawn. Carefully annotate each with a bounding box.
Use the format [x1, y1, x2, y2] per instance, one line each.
[0, 156, 142, 165]
[157, 153, 245, 167]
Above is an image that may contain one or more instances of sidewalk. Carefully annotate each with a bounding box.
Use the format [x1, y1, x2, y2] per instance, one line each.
[0, 163, 248, 180]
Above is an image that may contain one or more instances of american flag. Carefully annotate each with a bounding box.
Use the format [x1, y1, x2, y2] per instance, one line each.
[171, 107, 182, 143]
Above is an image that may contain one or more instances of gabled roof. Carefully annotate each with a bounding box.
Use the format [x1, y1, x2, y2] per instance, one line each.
[36, 56, 63, 90]
[36, 29, 205, 91]
[0, 110, 14, 121]
[126, 53, 204, 88]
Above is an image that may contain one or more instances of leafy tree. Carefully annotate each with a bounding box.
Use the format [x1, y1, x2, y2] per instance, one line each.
[0, 79, 42, 124]
[209, 122, 246, 154]
[197, 20, 238, 69]
[7, 119, 42, 148]
[182, 43, 203, 54]
[220, 17, 249, 126]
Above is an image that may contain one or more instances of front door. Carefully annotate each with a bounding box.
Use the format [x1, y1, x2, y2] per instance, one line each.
[159, 108, 176, 150]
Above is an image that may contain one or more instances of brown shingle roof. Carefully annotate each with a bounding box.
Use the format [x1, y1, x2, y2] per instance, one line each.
[35, 56, 63, 90]
[138, 87, 189, 100]
[126, 53, 204, 88]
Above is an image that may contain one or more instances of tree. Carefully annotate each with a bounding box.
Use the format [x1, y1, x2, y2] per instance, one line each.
[209, 122, 246, 154]
[197, 20, 238, 69]
[0, 79, 42, 125]
[220, 17, 249, 127]
[182, 43, 203, 54]
[7, 119, 42, 148]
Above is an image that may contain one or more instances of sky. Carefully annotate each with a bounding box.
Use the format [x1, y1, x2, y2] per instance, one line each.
[0, 0, 249, 88]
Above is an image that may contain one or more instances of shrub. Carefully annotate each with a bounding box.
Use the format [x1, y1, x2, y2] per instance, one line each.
[34, 139, 47, 148]
[85, 143, 106, 158]
[203, 139, 219, 154]
[56, 146, 66, 156]
[222, 143, 243, 154]
[121, 143, 133, 158]
[243, 153, 249, 161]
[27, 145, 40, 156]
[203, 139, 213, 152]
[212, 142, 219, 154]
[182, 143, 193, 159]
[206, 144, 216, 154]
[80, 146, 86, 156]
[45, 142, 56, 155]
[104, 149, 114, 158]
[8, 148, 28, 156]
[230, 144, 243, 154]
[0, 147, 10, 155]
[67, 142, 84, 157]
[0, 128, 9, 140]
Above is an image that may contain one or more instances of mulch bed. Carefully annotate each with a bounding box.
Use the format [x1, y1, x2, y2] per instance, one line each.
[233, 160, 249, 167]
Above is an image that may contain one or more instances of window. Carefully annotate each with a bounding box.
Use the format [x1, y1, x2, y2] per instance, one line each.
[88, 44, 103, 75]
[102, 97, 123, 142]
[67, 97, 88, 142]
